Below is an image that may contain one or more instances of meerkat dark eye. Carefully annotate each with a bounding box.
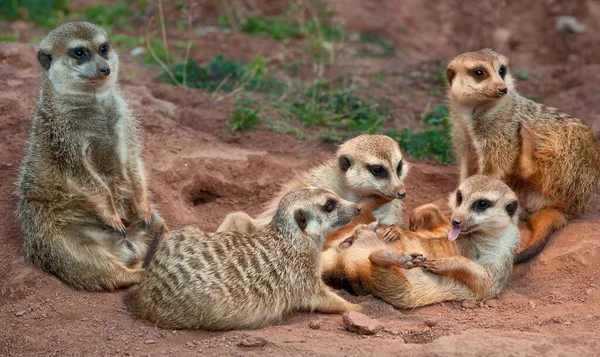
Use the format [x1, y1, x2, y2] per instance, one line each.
[472, 69, 485, 78]
[472, 199, 493, 212]
[99, 43, 109, 57]
[396, 160, 403, 176]
[368, 165, 388, 178]
[499, 65, 506, 79]
[324, 198, 337, 213]
[456, 190, 463, 206]
[71, 48, 87, 60]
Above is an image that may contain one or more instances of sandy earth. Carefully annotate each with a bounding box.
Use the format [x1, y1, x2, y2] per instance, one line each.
[1, 0, 600, 356]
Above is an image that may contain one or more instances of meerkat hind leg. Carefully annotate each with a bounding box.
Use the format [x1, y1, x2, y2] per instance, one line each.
[515, 208, 567, 264]
[409, 203, 450, 232]
[216, 211, 260, 234]
[309, 286, 361, 313]
[369, 251, 426, 269]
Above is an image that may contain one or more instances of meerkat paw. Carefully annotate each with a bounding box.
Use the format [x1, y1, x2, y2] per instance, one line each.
[381, 225, 403, 242]
[135, 200, 153, 228]
[369, 251, 425, 269]
[421, 259, 443, 274]
[105, 213, 127, 237]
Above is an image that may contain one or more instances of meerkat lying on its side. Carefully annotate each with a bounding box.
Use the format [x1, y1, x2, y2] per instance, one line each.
[135, 188, 362, 331]
[322, 175, 520, 308]
[17, 22, 167, 291]
[217, 134, 408, 235]
[446, 48, 600, 264]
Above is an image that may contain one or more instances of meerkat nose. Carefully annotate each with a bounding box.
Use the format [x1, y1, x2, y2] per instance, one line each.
[356, 206, 362, 215]
[451, 219, 463, 227]
[98, 66, 111, 77]
[498, 87, 508, 96]
[397, 191, 406, 199]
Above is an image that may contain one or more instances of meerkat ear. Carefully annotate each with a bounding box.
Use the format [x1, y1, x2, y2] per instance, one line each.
[505, 200, 518, 218]
[446, 67, 456, 85]
[294, 209, 308, 231]
[338, 155, 351, 172]
[37, 49, 52, 70]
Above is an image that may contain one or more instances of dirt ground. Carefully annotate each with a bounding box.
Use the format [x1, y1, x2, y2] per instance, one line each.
[1, 0, 600, 356]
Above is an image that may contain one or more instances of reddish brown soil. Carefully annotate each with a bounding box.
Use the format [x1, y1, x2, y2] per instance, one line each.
[2, 1, 600, 356]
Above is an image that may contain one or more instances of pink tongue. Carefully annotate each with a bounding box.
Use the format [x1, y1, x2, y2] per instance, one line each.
[448, 227, 461, 241]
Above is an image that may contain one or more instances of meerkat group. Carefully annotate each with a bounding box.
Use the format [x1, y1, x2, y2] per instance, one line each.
[16, 22, 599, 330]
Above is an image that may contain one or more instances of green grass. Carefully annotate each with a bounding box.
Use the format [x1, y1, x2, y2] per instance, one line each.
[357, 32, 395, 58]
[0, 0, 69, 27]
[84, 2, 132, 30]
[388, 103, 453, 163]
[160, 55, 286, 93]
[0, 31, 19, 42]
[227, 98, 266, 131]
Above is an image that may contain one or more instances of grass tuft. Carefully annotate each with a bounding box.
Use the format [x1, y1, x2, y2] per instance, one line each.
[228, 98, 266, 131]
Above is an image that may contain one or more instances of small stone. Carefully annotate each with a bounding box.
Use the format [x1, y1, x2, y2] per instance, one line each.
[563, 321, 572, 325]
[308, 320, 321, 330]
[555, 16, 587, 34]
[15, 311, 26, 317]
[425, 318, 440, 327]
[485, 299, 500, 308]
[239, 336, 267, 348]
[461, 299, 477, 309]
[342, 311, 383, 335]
[144, 339, 157, 345]
[186, 342, 195, 348]
[529, 300, 537, 309]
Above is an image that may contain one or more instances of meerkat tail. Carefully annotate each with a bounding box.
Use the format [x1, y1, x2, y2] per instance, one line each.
[514, 208, 567, 264]
[142, 226, 164, 268]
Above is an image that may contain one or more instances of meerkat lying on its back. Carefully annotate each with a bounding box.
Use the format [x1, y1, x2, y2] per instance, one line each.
[17, 22, 167, 291]
[322, 175, 520, 308]
[217, 134, 408, 235]
[135, 188, 361, 331]
[446, 49, 600, 264]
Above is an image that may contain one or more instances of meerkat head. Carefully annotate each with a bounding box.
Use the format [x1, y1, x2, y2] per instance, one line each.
[37, 22, 118, 96]
[338, 220, 379, 250]
[447, 175, 518, 241]
[336, 135, 408, 200]
[446, 48, 514, 108]
[273, 187, 361, 244]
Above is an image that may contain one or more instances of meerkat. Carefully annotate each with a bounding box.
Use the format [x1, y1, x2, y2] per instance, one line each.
[16, 22, 167, 291]
[135, 188, 362, 331]
[217, 134, 408, 234]
[446, 48, 600, 264]
[321, 175, 520, 308]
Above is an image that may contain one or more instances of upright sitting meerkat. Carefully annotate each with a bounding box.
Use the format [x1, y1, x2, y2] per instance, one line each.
[322, 175, 520, 308]
[135, 188, 361, 331]
[217, 134, 408, 234]
[17, 22, 167, 291]
[446, 48, 600, 263]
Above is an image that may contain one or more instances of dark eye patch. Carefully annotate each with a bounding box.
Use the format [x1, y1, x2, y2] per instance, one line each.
[99, 43, 109, 58]
[70, 47, 88, 62]
[456, 190, 463, 206]
[471, 199, 494, 212]
[367, 165, 388, 178]
[324, 198, 337, 213]
[471, 67, 487, 79]
[499, 65, 507, 79]
[396, 160, 403, 177]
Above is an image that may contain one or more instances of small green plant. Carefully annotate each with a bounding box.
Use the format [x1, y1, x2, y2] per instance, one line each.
[84, 2, 132, 30]
[160, 55, 286, 93]
[388, 103, 453, 163]
[357, 32, 395, 58]
[0, 31, 19, 42]
[0, 0, 69, 27]
[228, 98, 265, 131]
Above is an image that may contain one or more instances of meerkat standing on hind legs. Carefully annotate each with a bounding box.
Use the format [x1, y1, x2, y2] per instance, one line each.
[217, 134, 408, 243]
[17, 22, 168, 291]
[135, 188, 362, 331]
[446, 48, 600, 264]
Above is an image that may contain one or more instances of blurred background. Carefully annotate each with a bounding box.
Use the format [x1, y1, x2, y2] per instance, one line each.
[1, 0, 598, 164]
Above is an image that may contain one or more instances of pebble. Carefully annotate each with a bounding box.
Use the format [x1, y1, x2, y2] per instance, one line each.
[485, 299, 500, 308]
[425, 318, 440, 327]
[15, 310, 26, 317]
[555, 16, 587, 34]
[529, 300, 537, 309]
[239, 336, 267, 348]
[308, 320, 321, 330]
[144, 339, 157, 345]
[342, 311, 383, 335]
